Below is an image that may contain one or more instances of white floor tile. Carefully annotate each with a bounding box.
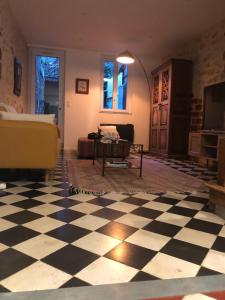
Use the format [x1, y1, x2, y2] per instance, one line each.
[23, 217, 65, 233]
[191, 192, 209, 199]
[175, 227, 216, 248]
[156, 212, 191, 227]
[102, 192, 129, 201]
[70, 215, 109, 230]
[68, 194, 97, 202]
[0, 194, 28, 204]
[183, 294, 215, 300]
[143, 201, 172, 212]
[0, 261, 71, 292]
[70, 203, 101, 214]
[37, 186, 62, 194]
[176, 200, 204, 211]
[10, 181, 34, 186]
[5, 187, 31, 194]
[13, 235, 67, 259]
[219, 226, 225, 237]
[33, 194, 62, 203]
[142, 253, 200, 279]
[0, 205, 22, 217]
[0, 218, 16, 232]
[132, 193, 159, 201]
[163, 192, 187, 200]
[202, 249, 225, 273]
[194, 211, 225, 225]
[0, 243, 8, 252]
[115, 214, 150, 229]
[107, 202, 138, 213]
[126, 229, 170, 251]
[73, 232, 121, 255]
[75, 257, 138, 285]
[28, 204, 63, 216]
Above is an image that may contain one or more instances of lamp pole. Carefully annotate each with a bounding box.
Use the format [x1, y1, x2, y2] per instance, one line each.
[116, 51, 152, 152]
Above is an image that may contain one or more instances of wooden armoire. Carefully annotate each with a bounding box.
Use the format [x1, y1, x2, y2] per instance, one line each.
[150, 59, 192, 156]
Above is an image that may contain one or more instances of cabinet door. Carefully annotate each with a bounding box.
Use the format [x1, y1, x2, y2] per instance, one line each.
[188, 133, 201, 157]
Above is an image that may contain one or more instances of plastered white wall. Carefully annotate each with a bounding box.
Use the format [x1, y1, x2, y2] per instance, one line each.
[64, 49, 150, 151]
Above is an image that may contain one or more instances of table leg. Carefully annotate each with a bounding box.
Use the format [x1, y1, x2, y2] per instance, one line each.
[102, 143, 106, 176]
[140, 145, 143, 177]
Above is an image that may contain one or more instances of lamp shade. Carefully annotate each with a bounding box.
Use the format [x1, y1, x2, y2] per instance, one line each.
[116, 50, 135, 64]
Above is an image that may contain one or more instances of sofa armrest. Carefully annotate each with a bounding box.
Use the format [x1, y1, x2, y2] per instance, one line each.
[0, 120, 59, 169]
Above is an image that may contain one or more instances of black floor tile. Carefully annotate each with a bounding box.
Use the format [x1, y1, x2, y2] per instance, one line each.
[0, 285, 10, 292]
[105, 241, 156, 269]
[167, 206, 198, 217]
[47, 224, 90, 243]
[130, 271, 159, 282]
[19, 190, 46, 198]
[121, 197, 149, 206]
[0, 248, 35, 280]
[24, 183, 46, 189]
[42, 245, 99, 275]
[197, 267, 221, 276]
[153, 197, 179, 206]
[186, 218, 222, 235]
[97, 221, 137, 240]
[143, 220, 181, 237]
[3, 211, 42, 224]
[92, 208, 124, 220]
[88, 197, 115, 207]
[51, 198, 81, 208]
[184, 196, 208, 204]
[0, 226, 39, 246]
[131, 207, 162, 219]
[49, 209, 84, 222]
[53, 190, 70, 197]
[161, 239, 209, 265]
[12, 199, 44, 209]
[212, 236, 225, 252]
[60, 277, 91, 288]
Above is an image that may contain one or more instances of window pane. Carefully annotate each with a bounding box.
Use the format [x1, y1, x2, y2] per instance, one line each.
[103, 61, 114, 109]
[117, 63, 128, 110]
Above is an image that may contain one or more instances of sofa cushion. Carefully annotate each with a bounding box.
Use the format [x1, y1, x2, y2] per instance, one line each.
[98, 125, 120, 142]
[100, 123, 134, 143]
[0, 111, 55, 124]
[0, 103, 17, 112]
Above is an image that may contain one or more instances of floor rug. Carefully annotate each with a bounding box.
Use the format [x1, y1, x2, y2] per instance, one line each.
[67, 157, 207, 194]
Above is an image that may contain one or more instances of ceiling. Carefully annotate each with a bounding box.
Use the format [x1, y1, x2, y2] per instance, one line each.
[8, 0, 225, 69]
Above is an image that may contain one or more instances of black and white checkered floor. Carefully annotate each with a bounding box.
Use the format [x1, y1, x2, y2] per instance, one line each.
[146, 155, 217, 181]
[0, 156, 224, 293]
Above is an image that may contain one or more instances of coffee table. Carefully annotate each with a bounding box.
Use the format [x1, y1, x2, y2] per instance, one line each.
[93, 140, 143, 177]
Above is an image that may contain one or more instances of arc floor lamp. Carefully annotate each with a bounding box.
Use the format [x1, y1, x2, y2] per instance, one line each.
[116, 50, 151, 94]
[116, 50, 151, 151]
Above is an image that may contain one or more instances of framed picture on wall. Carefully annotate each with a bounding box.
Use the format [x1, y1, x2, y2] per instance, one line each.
[13, 57, 22, 96]
[75, 78, 89, 94]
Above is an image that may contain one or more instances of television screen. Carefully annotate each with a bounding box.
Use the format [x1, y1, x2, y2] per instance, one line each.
[203, 82, 225, 130]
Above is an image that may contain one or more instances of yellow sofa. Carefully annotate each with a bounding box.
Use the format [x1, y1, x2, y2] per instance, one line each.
[0, 119, 60, 171]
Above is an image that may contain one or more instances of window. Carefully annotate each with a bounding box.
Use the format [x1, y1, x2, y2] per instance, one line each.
[102, 59, 129, 113]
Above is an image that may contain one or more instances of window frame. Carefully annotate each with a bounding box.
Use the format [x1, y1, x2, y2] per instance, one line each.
[100, 56, 131, 114]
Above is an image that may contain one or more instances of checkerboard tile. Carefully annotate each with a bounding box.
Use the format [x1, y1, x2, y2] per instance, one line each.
[0, 154, 224, 293]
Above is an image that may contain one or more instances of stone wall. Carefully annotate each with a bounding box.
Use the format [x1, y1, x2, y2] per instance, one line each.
[0, 0, 28, 112]
[169, 19, 225, 131]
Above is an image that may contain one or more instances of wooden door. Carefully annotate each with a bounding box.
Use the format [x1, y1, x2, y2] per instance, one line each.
[150, 74, 160, 152]
[158, 68, 170, 153]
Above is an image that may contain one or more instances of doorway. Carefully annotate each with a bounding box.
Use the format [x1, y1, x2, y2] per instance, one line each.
[29, 48, 65, 141]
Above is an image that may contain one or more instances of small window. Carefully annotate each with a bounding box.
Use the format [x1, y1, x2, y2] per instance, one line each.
[101, 58, 129, 113]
